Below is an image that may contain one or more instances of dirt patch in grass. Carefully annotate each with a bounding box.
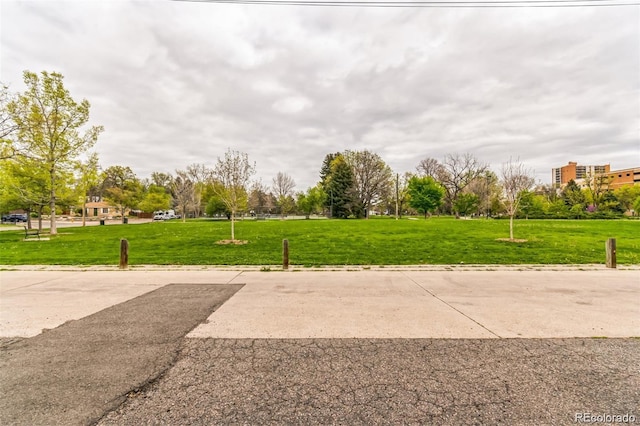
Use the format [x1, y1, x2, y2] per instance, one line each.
[216, 240, 249, 245]
[496, 238, 528, 243]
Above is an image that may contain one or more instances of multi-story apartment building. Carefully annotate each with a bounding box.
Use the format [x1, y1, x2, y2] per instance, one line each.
[552, 162, 639, 189]
[551, 162, 610, 187]
[600, 167, 640, 190]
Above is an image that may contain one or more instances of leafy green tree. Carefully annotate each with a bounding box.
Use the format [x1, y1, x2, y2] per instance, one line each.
[74, 153, 100, 226]
[6, 71, 103, 234]
[101, 166, 141, 223]
[454, 193, 479, 217]
[150, 172, 173, 192]
[204, 180, 233, 218]
[614, 185, 640, 214]
[205, 195, 230, 218]
[344, 150, 393, 219]
[547, 199, 569, 217]
[0, 157, 50, 229]
[297, 185, 326, 219]
[633, 196, 640, 217]
[569, 203, 586, 218]
[407, 176, 445, 219]
[599, 191, 623, 213]
[561, 179, 585, 208]
[518, 191, 546, 218]
[139, 185, 171, 214]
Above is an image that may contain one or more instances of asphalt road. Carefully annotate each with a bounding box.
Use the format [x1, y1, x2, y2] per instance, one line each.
[0, 270, 638, 425]
[96, 338, 639, 425]
[0, 284, 242, 426]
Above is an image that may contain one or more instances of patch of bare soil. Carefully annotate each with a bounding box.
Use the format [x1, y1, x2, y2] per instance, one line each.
[216, 240, 249, 245]
[496, 238, 528, 243]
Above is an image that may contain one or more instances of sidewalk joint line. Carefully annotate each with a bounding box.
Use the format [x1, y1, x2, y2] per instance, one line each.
[226, 271, 244, 284]
[1, 272, 85, 293]
[402, 271, 502, 338]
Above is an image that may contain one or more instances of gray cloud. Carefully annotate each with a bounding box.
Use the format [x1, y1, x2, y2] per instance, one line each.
[1, 1, 638, 190]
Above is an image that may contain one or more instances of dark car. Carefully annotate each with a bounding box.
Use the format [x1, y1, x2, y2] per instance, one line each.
[2, 213, 28, 223]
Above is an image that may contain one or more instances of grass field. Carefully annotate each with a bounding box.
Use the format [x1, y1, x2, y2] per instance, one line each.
[1, 217, 638, 266]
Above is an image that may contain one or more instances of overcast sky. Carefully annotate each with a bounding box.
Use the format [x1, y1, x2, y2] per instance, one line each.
[1, 0, 638, 190]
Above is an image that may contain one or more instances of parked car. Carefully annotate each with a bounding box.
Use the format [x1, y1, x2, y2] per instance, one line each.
[2, 213, 28, 223]
[152, 210, 180, 221]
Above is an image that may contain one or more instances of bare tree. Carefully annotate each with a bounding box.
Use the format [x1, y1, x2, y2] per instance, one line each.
[186, 163, 214, 218]
[439, 153, 488, 218]
[172, 170, 195, 222]
[0, 84, 17, 159]
[344, 150, 393, 218]
[416, 157, 446, 180]
[391, 172, 413, 219]
[212, 149, 256, 241]
[272, 172, 296, 217]
[501, 158, 535, 241]
[467, 170, 500, 217]
[248, 180, 273, 215]
[150, 172, 174, 190]
[583, 171, 612, 211]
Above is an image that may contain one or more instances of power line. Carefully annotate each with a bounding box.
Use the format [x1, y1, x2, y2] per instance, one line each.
[173, 0, 640, 7]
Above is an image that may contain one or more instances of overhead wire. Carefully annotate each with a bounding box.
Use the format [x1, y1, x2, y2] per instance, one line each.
[173, 0, 640, 7]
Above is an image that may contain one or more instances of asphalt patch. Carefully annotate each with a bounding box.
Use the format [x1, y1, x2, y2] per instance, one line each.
[99, 338, 639, 425]
[0, 283, 243, 426]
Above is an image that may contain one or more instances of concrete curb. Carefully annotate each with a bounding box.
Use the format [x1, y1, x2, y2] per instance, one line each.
[2, 263, 639, 272]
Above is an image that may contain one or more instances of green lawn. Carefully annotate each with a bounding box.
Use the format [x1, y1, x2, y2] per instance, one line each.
[0, 217, 638, 266]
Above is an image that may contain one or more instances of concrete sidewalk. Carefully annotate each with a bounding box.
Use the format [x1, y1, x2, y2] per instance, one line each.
[1, 268, 638, 339]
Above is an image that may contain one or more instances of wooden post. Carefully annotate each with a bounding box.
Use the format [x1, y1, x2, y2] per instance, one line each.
[282, 239, 289, 270]
[119, 239, 129, 269]
[605, 238, 616, 269]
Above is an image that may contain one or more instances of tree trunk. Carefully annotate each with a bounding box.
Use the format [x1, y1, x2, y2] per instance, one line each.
[49, 169, 57, 235]
[509, 215, 514, 241]
[395, 173, 399, 220]
[38, 206, 44, 231]
[82, 199, 86, 226]
[231, 211, 235, 241]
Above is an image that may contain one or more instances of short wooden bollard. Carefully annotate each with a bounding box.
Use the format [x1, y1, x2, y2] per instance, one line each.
[605, 238, 616, 269]
[120, 239, 129, 269]
[282, 239, 289, 270]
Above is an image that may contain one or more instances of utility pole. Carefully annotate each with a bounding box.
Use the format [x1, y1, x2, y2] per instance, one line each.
[395, 173, 399, 220]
